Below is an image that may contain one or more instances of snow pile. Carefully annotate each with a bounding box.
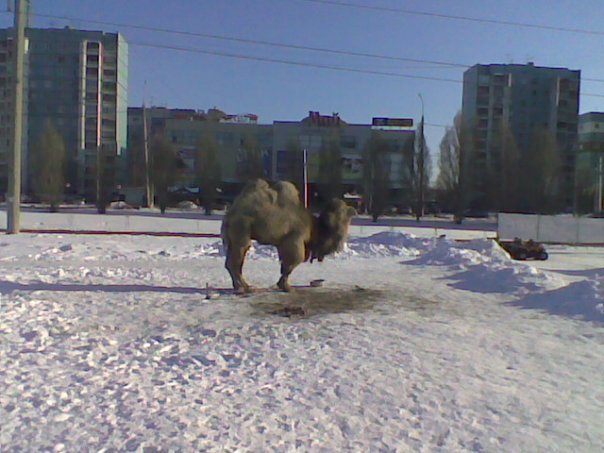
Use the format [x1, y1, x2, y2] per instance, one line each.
[176, 233, 565, 296]
[410, 237, 509, 267]
[508, 273, 604, 323]
[408, 237, 564, 294]
[342, 231, 433, 258]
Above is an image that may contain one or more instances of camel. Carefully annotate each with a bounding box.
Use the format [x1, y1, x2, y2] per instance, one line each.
[221, 179, 355, 292]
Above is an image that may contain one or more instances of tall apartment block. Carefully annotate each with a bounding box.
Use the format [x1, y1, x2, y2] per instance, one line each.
[0, 26, 128, 199]
[578, 112, 604, 212]
[462, 63, 580, 209]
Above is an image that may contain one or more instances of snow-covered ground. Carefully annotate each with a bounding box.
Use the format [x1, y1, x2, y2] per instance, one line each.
[0, 223, 603, 451]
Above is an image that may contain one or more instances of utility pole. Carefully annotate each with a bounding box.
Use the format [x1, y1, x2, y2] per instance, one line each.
[7, 0, 26, 233]
[142, 83, 153, 208]
[416, 94, 425, 222]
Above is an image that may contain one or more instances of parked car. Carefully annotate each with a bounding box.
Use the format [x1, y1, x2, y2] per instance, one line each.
[463, 208, 490, 218]
[498, 238, 548, 261]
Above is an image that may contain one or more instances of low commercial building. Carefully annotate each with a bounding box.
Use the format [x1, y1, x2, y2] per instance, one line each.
[126, 108, 417, 208]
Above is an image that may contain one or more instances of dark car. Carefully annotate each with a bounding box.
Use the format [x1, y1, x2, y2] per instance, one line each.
[463, 208, 490, 218]
[498, 238, 548, 261]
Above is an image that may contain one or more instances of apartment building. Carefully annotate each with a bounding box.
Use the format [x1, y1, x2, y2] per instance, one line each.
[462, 63, 580, 209]
[578, 112, 604, 212]
[0, 26, 127, 199]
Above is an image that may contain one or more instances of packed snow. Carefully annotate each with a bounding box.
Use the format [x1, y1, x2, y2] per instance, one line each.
[0, 222, 603, 451]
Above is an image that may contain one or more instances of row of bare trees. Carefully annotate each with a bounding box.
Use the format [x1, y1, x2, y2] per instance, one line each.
[34, 121, 431, 218]
[436, 111, 570, 216]
[279, 130, 429, 221]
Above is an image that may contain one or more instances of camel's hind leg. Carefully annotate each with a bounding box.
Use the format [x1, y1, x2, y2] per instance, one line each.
[276, 235, 306, 292]
[225, 241, 252, 293]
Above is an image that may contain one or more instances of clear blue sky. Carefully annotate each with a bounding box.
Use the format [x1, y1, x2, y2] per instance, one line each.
[2, 0, 603, 164]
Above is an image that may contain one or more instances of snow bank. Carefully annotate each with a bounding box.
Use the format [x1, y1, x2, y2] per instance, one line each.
[3, 231, 599, 324]
[408, 237, 565, 294]
[508, 274, 604, 323]
[342, 231, 433, 258]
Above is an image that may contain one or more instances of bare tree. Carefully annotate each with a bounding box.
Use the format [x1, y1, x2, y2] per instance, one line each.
[32, 121, 66, 212]
[317, 134, 343, 204]
[436, 122, 461, 212]
[436, 112, 471, 221]
[363, 132, 390, 222]
[151, 134, 178, 214]
[195, 133, 222, 214]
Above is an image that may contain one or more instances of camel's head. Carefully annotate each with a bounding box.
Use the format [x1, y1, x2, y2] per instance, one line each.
[310, 199, 356, 263]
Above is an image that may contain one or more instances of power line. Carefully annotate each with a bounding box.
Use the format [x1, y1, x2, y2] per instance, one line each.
[4, 10, 604, 84]
[27, 11, 465, 69]
[14, 10, 604, 84]
[128, 40, 604, 98]
[130, 40, 464, 84]
[5, 38, 601, 98]
[300, 0, 604, 37]
[2, 13, 603, 97]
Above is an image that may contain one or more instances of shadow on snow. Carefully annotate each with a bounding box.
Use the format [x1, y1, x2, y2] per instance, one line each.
[0, 280, 206, 296]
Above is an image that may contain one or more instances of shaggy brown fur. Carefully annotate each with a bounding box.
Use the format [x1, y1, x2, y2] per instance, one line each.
[221, 179, 355, 292]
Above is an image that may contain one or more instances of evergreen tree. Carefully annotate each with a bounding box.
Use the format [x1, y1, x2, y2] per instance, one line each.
[239, 135, 265, 182]
[485, 119, 521, 212]
[317, 134, 343, 204]
[283, 139, 305, 203]
[525, 128, 561, 213]
[32, 121, 66, 212]
[151, 134, 178, 214]
[363, 132, 390, 222]
[195, 133, 222, 214]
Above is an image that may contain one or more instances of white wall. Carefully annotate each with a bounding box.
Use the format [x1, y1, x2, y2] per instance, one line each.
[0, 210, 494, 241]
[498, 213, 604, 244]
